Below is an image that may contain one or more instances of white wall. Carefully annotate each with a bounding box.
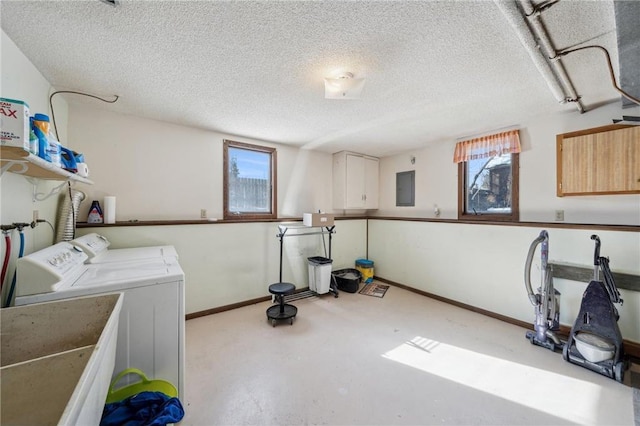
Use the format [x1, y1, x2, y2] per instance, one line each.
[67, 106, 336, 222]
[375, 101, 640, 225]
[1, 30, 73, 304]
[372, 101, 640, 341]
[3, 28, 638, 334]
[1, 30, 70, 245]
[77, 219, 367, 314]
[368, 219, 640, 343]
[2, 28, 346, 312]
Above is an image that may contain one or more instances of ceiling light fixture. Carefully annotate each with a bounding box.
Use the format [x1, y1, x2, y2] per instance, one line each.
[324, 72, 365, 100]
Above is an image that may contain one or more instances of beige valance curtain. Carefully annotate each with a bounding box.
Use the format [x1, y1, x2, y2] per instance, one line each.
[453, 130, 521, 163]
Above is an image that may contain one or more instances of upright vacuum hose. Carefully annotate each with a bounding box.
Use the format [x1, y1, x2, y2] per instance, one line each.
[524, 230, 562, 350]
[524, 231, 546, 306]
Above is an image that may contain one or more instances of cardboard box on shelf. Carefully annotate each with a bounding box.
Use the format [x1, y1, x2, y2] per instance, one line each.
[303, 213, 334, 227]
[0, 98, 30, 151]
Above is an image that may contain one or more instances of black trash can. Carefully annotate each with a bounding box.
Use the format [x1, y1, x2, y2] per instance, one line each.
[332, 268, 362, 293]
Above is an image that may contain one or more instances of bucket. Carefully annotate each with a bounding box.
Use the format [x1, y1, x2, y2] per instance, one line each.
[332, 268, 362, 293]
[355, 259, 374, 283]
[105, 368, 178, 404]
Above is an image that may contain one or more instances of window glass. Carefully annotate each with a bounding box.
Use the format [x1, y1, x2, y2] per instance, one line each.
[224, 140, 276, 219]
[465, 154, 512, 214]
[459, 153, 518, 221]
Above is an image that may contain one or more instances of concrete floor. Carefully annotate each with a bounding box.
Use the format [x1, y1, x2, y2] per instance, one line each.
[182, 283, 636, 425]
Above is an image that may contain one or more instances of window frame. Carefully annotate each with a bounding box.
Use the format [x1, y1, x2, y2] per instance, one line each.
[223, 139, 277, 220]
[457, 153, 519, 222]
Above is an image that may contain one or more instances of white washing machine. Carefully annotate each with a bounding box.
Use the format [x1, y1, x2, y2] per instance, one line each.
[70, 233, 179, 264]
[15, 242, 185, 399]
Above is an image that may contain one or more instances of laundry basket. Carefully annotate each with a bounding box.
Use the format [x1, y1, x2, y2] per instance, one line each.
[332, 268, 362, 293]
[105, 368, 178, 404]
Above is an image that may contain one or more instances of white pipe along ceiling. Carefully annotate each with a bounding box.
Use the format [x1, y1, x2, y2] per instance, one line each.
[614, 1, 640, 108]
[494, 0, 585, 113]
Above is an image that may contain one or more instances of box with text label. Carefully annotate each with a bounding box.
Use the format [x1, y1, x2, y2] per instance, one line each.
[303, 213, 334, 227]
[0, 97, 30, 151]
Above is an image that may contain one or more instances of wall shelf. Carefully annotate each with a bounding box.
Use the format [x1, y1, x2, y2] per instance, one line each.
[0, 146, 93, 184]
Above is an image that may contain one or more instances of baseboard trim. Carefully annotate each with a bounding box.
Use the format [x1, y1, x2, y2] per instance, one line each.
[186, 287, 311, 320]
[375, 276, 640, 359]
[186, 296, 271, 320]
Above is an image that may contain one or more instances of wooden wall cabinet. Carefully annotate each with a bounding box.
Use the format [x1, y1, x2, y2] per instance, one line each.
[556, 124, 640, 196]
[333, 151, 379, 209]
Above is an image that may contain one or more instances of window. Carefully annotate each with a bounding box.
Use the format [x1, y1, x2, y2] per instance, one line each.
[223, 140, 277, 220]
[455, 130, 520, 221]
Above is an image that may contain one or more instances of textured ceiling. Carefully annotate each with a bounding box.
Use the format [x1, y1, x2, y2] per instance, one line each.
[0, 0, 626, 157]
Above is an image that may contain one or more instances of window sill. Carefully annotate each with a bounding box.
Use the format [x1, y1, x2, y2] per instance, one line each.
[458, 213, 519, 222]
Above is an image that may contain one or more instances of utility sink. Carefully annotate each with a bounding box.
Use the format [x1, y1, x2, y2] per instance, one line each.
[1, 293, 123, 425]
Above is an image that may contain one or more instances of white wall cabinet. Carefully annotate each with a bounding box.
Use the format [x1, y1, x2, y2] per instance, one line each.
[333, 151, 379, 210]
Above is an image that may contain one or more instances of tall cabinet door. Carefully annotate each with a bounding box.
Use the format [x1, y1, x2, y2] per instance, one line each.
[333, 151, 379, 210]
[345, 154, 366, 208]
[364, 156, 379, 209]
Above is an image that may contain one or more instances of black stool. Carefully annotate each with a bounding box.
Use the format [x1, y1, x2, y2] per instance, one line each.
[266, 282, 297, 326]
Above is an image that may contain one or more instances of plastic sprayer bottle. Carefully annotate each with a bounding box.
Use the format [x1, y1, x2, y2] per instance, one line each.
[87, 201, 104, 224]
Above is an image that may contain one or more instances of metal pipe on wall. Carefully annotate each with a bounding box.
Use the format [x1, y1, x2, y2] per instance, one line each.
[494, 0, 585, 113]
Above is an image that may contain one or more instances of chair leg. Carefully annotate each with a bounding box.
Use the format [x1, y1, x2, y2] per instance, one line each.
[278, 295, 285, 314]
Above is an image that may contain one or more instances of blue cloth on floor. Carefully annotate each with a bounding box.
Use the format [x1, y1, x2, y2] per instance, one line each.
[101, 391, 184, 426]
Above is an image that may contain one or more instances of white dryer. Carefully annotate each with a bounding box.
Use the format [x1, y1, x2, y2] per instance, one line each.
[15, 242, 185, 399]
[70, 233, 179, 264]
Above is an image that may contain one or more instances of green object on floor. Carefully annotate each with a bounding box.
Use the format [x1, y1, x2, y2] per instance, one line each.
[106, 368, 178, 404]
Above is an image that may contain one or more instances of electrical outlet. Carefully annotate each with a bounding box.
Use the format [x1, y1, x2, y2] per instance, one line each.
[33, 210, 39, 222]
[555, 210, 565, 221]
[200, 209, 207, 219]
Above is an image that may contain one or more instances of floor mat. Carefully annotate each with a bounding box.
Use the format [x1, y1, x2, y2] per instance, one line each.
[359, 283, 389, 298]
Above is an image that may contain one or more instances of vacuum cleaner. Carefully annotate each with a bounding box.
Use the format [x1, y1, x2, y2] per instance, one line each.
[524, 230, 563, 351]
[562, 235, 626, 383]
